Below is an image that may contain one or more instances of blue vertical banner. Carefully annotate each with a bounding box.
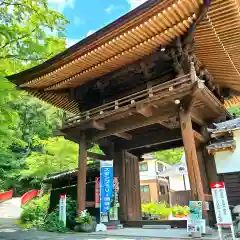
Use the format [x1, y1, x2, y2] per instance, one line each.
[100, 160, 113, 222]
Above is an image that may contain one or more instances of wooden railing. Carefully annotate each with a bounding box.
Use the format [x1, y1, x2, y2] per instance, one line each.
[63, 74, 192, 128]
[0, 189, 13, 202]
[21, 189, 40, 205]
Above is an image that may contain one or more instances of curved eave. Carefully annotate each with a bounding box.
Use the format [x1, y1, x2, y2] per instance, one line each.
[224, 96, 240, 109]
[7, 0, 177, 85]
[7, 0, 202, 89]
[7, 0, 240, 112]
[194, 0, 240, 92]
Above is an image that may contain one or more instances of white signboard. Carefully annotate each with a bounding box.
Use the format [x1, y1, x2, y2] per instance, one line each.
[211, 182, 232, 226]
[59, 194, 66, 227]
[187, 219, 206, 233]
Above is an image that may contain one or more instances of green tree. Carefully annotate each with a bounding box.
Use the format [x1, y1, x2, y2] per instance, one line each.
[21, 137, 78, 182]
[228, 106, 240, 117]
[0, 0, 69, 191]
[0, 0, 68, 74]
[153, 148, 184, 165]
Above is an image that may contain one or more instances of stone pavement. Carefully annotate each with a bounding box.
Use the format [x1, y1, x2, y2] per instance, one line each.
[0, 199, 224, 240]
[0, 198, 22, 219]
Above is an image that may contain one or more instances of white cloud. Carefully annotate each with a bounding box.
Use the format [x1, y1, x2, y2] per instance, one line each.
[104, 4, 124, 14]
[86, 30, 96, 37]
[48, 0, 75, 12]
[105, 4, 115, 14]
[127, 0, 147, 9]
[66, 39, 79, 48]
[73, 16, 85, 26]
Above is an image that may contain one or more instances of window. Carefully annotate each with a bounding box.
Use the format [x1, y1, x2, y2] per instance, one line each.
[159, 185, 166, 195]
[139, 162, 148, 172]
[141, 185, 150, 193]
[157, 163, 164, 172]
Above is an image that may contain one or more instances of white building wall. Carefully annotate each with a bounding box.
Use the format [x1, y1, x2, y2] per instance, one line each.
[214, 130, 240, 174]
[139, 160, 157, 181]
[169, 175, 190, 191]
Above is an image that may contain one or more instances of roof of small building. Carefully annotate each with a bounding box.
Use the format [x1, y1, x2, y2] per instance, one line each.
[157, 162, 188, 177]
[207, 117, 240, 135]
[43, 161, 100, 183]
[206, 139, 236, 154]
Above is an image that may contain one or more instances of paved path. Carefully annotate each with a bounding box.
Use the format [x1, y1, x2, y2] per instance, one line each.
[0, 198, 21, 219]
[0, 199, 222, 239]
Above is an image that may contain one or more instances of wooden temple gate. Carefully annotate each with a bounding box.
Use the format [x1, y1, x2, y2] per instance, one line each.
[8, 0, 239, 225]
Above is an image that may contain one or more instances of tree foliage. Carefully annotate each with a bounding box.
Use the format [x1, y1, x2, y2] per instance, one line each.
[153, 148, 184, 165]
[228, 106, 240, 117]
[0, 0, 68, 74]
[22, 137, 78, 181]
[0, 0, 69, 192]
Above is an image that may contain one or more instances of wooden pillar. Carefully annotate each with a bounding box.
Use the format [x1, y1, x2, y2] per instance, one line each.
[179, 108, 205, 202]
[77, 132, 87, 214]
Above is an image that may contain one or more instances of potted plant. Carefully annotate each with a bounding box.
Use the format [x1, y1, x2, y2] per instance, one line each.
[171, 205, 189, 218]
[74, 210, 94, 233]
[157, 203, 171, 220]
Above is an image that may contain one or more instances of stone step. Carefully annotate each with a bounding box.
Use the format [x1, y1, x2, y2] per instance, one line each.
[142, 224, 171, 229]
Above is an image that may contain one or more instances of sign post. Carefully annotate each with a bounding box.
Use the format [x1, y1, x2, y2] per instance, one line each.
[59, 194, 66, 227]
[109, 177, 120, 221]
[211, 182, 235, 240]
[100, 160, 113, 223]
[95, 177, 100, 208]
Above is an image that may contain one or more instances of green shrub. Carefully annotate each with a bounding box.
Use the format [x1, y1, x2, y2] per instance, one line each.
[171, 205, 189, 216]
[75, 210, 92, 224]
[44, 211, 68, 233]
[65, 197, 77, 223]
[141, 202, 171, 218]
[142, 202, 189, 218]
[20, 194, 49, 229]
[20, 194, 77, 232]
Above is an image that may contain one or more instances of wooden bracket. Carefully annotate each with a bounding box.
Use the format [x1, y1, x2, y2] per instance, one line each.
[193, 130, 205, 144]
[91, 120, 106, 130]
[90, 111, 173, 141]
[87, 151, 112, 160]
[136, 104, 153, 117]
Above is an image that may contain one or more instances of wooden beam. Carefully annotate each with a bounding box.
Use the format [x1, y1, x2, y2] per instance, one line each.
[62, 119, 106, 131]
[92, 120, 106, 130]
[115, 128, 182, 150]
[130, 139, 183, 156]
[89, 110, 174, 141]
[77, 132, 87, 214]
[87, 151, 112, 160]
[193, 86, 223, 115]
[191, 111, 206, 126]
[114, 132, 132, 140]
[193, 130, 205, 143]
[136, 104, 153, 117]
[179, 107, 205, 202]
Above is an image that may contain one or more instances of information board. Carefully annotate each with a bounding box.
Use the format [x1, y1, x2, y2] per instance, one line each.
[211, 182, 232, 226]
[100, 160, 113, 222]
[59, 194, 66, 227]
[187, 201, 204, 233]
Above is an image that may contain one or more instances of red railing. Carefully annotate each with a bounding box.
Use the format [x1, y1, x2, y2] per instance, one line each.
[21, 190, 40, 205]
[0, 189, 13, 201]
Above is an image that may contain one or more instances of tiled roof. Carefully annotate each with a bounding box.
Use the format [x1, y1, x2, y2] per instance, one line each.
[207, 117, 240, 134]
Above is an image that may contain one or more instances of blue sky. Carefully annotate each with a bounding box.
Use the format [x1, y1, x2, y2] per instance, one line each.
[48, 0, 147, 47]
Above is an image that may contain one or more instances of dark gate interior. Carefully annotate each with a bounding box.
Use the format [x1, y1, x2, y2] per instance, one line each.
[224, 173, 240, 206]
